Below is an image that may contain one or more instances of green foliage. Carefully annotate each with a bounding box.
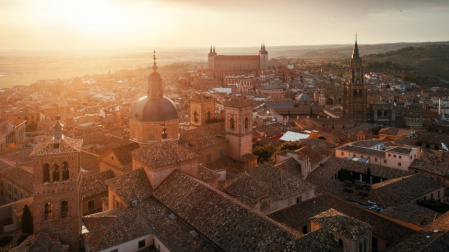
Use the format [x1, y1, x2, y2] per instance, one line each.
[17, 233, 29, 246]
[21, 205, 33, 235]
[270, 142, 303, 164]
[0, 236, 13, 247]
[417, 199, 449, 214]
[253, 143, 276, 163]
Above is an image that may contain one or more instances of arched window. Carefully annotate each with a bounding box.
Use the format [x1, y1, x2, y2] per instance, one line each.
[44, 202, 52, 220]
[377, 110, 382, 116]
[384, 111, 388, 116]
[230, 118, 235, 130]
[43, 164, 50, 183]
[53, 164, 60, 182]
[244, 117, 249, 130]
[62, 162, 69, 180]
[60, 201, 68, 218]
[193, 111, 198, 123]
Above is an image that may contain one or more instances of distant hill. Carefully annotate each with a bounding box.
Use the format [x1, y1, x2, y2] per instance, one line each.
[363, 43, 449, 85]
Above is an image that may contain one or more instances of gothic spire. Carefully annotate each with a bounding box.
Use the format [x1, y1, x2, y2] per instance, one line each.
[152, 50, 158, 71]
[352, 33, 360, 59]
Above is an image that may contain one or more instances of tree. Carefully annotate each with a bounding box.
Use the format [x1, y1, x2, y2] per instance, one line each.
[21, 204, 33, 235]
[253, 143, 276, 163]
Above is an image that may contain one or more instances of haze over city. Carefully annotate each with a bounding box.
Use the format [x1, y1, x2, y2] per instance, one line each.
[1, 0, 449, 52]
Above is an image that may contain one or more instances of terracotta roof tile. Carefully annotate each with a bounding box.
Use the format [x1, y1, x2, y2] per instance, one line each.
[132, 141, 199, 169]
[81, 170, 114, 198]
[105, 168, 152, 205]
[30, 137, 83, 157]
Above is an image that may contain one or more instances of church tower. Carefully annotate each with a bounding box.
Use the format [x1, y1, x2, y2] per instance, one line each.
[342, 36, 367, 122]
[224, 98, 254, 159]
[208, 45, 216, 70]
[129, 51, 179, 143]
[190, 95, 215, 127]
[30, 119, 83, 251]
[259, 43, 268, 71]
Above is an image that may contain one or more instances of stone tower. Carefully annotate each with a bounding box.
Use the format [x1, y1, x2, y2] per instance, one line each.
[259, 43, 268, 71]
[208, 46, 217, 70]
[190, 95, 215, 127]
[129, 51, 179, 143]
[342, 37, 367, 122]
[224, 98, 253, 159]
[30, 120, 83, 251]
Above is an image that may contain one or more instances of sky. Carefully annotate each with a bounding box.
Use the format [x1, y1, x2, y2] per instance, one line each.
[1, 0, 448, 52]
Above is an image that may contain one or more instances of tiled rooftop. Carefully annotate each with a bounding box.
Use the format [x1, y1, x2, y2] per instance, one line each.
[30, 137, 83, 157]
[153, 170, 341, 251]
[106, 168, 153, 205]
[311, 208, 372, 241]
[82, 197, 221, 252]
[338, 145, 385, 157]
[81, 170, 114, 199]
[269, 194, 416, 245]
[179, 122, 227, 151]
[132, 141, 199, 169]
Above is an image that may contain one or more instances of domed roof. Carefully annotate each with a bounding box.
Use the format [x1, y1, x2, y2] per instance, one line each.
[296, 92, 310, 101]
[131, 50, 178, 122]
[131, 96, 178, 122]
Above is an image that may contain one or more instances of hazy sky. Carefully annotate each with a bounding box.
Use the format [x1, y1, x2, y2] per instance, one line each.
[1, 0, 448, 52]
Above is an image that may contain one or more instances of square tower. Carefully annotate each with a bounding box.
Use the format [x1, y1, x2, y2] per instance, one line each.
[190, 95, 215, 127]
[29, 122, 83, 251]
[224, 98, 254, 159]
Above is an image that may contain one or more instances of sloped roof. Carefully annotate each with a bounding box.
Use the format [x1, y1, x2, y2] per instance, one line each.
[153, 170, 340, 251]
[105, 168, 152, 205]
[101, 142, 140, 166]
[132, 141, 199, 169]
[311, 208, 372, 241]
[82, 198, 220, 252]
[81, 170, 114, 199]
[30, 137, 83, 157]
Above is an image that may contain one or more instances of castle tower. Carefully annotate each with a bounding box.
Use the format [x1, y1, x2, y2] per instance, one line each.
[224, 98, 254, 159]
[129, 51, 179, 143]
[208, 45, 216, 70]
[259, 43, 268, 71]
[342, 36, 367, 122]
[30, 120, 83, 251]
[190, 95, 215, 127]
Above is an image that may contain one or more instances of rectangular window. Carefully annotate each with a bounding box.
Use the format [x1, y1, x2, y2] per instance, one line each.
[88, 200, 95, 210]
[383, 160, 387, 163]
[393, 155, 396, 158]
[398, 162, 401, 166]
[13, 187, 17, 195]
[8, 183, 11, 191]
[374, 158, 377, 162]
[399, 156, 401, 159]
[341, 152, 344, 156]
[388, 154, 391, 157]
[138, 239, 145, 249]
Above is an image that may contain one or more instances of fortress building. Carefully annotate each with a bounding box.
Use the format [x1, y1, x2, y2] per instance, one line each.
[208, 44, 268, 78]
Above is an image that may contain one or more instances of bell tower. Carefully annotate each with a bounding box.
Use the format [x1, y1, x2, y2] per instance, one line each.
[30, 119, 83, 251]
[342, 35, 367, 122]
[224, 98, 253, 159]
[259, 43, 268, 71]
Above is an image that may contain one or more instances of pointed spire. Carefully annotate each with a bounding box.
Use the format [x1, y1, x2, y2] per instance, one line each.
[351, 33, 360, 59]
[53, 116, 63, 140]
[210, 45, 212, 53]
[152, 50, 158, 71]
[148, 49, 163, 99]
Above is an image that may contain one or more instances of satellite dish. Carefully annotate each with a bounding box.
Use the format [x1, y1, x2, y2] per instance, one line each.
[442, 142, 449, 151]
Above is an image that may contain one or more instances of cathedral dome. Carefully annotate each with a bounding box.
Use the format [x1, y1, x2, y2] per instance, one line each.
[131, 96, 178, 122]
